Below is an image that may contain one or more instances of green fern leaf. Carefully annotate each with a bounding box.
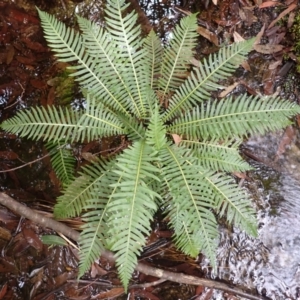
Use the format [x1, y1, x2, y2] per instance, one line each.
[158, 13, 198, 97]
[54, 161, 111, 218]
[105, 0, 151, 118]
[46, 140, 75, 185]
[107, 140, 160, 289]
[37, 8, 131, 116]
[163, 38, 255, 121]
[77, 93, 125, 141]
[115, 113, 146, 141]
[169, 95, 300, 139]
[76, 15, 152, 116]
[78, 160, 119, 276]
[1, 106, 81, 142]
[159, 145, 219, 264]
[181, 139, 252, 172]
[199, 169, 257, 236]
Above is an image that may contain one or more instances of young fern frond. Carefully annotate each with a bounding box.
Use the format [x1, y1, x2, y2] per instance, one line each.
[146, 104, 167, 150]
[158, 13, 198, 97]
[163, 38, 255, 121]
[1, 106, 81, 142]
[143, 30, 164, 89]
[169, 95, 300, 140]
[181, 139, 251, 172]
[107, 140, 160, 288]
[46, 140, 75, 185]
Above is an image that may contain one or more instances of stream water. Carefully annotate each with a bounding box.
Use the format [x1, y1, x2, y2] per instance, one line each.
[199, 132, 300, 300]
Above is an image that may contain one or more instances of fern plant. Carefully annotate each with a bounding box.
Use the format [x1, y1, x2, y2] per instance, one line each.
[1, 0, 300, 289]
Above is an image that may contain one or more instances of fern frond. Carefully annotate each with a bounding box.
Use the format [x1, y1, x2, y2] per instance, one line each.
[107, 140, 160, 289]
[146, 104, 167, 150]
[169, 95, 300, 139]
[1, 106, 81, 142]
[37, 9, 131, 116]
[143, 30, 164, 89]
[105, 0, 150, 118]
[77, 93, 125, 141]
[77, 16, 153, 116]
[46, 140, 75, 185]
[54, 161, 112, 218]
[182, 139, 252, 172]
[199, 169, 257, 236]
[158, 13, 198, 97]
[78, 160, 119, 276]
[159, 145, 219, 264]
[163, 39, 254, 121]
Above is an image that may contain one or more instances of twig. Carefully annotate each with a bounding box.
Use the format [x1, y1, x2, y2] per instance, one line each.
[0, 144, 67, 173]
[0, 152, 51, 173]
[4, 82, 25, 110]
[129, 278, 166, 289]
[0, 193, 269, 300]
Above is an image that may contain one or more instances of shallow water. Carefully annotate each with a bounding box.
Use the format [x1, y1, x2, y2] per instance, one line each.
[200, 132, 300, 300]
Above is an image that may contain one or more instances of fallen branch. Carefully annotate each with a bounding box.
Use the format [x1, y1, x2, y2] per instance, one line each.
[0, 192, 268, 300]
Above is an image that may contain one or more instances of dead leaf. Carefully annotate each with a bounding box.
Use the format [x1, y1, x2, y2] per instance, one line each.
[30, 79, 47, 89]
[287, 10, 296, 28]
[233, 171, 248, 179]
[233, 32, 245, 42]
[95, 287, 124, 299]
[268, 60, 282, 70]
[219, 82, 239, 98]
[0, 283, 7, 300]
[296, 115, 300, 127]
[6, 45, 15, 65]
[81, 152, 99, 162]
[259, 1, 280, 8]
[241, 60, 251, 72]
[0, 227, 11, 241]
[0, 151, 19, 160]
[253, 44, 283, 54]
[254, 24, 265, 45]
[22, 227, 43, 251]
[190, 57, 200, 68]
[196, 27, 219, 46]
[268, 3, 297, 29]
[171, 134, 181, 145]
